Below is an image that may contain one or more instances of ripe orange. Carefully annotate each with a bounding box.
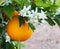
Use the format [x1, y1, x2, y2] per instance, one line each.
[6, 17, 32, 41]
[13, 10, 19, 17]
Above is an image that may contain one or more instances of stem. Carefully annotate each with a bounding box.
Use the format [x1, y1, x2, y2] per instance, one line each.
[16, 41, 21, 49]
[18, 43, 21, 49]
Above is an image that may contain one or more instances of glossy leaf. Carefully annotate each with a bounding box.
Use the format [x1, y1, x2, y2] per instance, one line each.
[18, 16, 25, 26]
[45, 16, 55, 26]
[54, 15, 60, 27]
[31, 1, 36, 10]
[28, 23, 35, 31]
[3, 4, 14, 20]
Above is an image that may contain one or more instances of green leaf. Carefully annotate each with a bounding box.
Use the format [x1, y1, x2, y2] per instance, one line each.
[0, 13, 2, 23]
[0, 26, 3, 33]
[46, 11, 54, 17]
[1, 35, 6, 49]
[6, 42, 15, 49]
[28, 23, 35, 31]
[54, 15, 60, 27]
[19, 0, 30, 10]
[13, 0, 20, 3]
[6, 42, 11, 49]
[18, 16, 25, 26]
[45, 16, 55, 26]
[0, 12, 2, 18]
[49, 4, 59, 12]
[0, 17, 2, 20]
[31, 1, 36, 10]
[3, 4, 14, 20]
[42, 0, 51, 4]
[42, 0, 46, 3]
[0, 24, 5, 33]
[55, 0, 60, 6]
[0, 32, 6, 49]
[14, 4, 20, 11]
[13, 0, 30, 10]
[34, 0, 52, 8]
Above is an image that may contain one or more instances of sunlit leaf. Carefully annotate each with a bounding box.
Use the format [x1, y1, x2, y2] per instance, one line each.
[49, 4, 59, 12]
[55, 0, 60, 6]
[34, 0, 52, 8]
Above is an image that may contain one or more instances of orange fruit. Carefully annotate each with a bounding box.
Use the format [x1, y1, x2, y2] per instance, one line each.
[6, 17, 32, 41]
[13, 10, 19, 17]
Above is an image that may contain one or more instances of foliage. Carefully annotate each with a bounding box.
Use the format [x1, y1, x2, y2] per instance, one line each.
[0, 0, 60, 49]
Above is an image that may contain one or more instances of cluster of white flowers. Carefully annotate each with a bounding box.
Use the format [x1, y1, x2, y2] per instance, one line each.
[19, 5, 47, 24]
[0, 0, 12, 6]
